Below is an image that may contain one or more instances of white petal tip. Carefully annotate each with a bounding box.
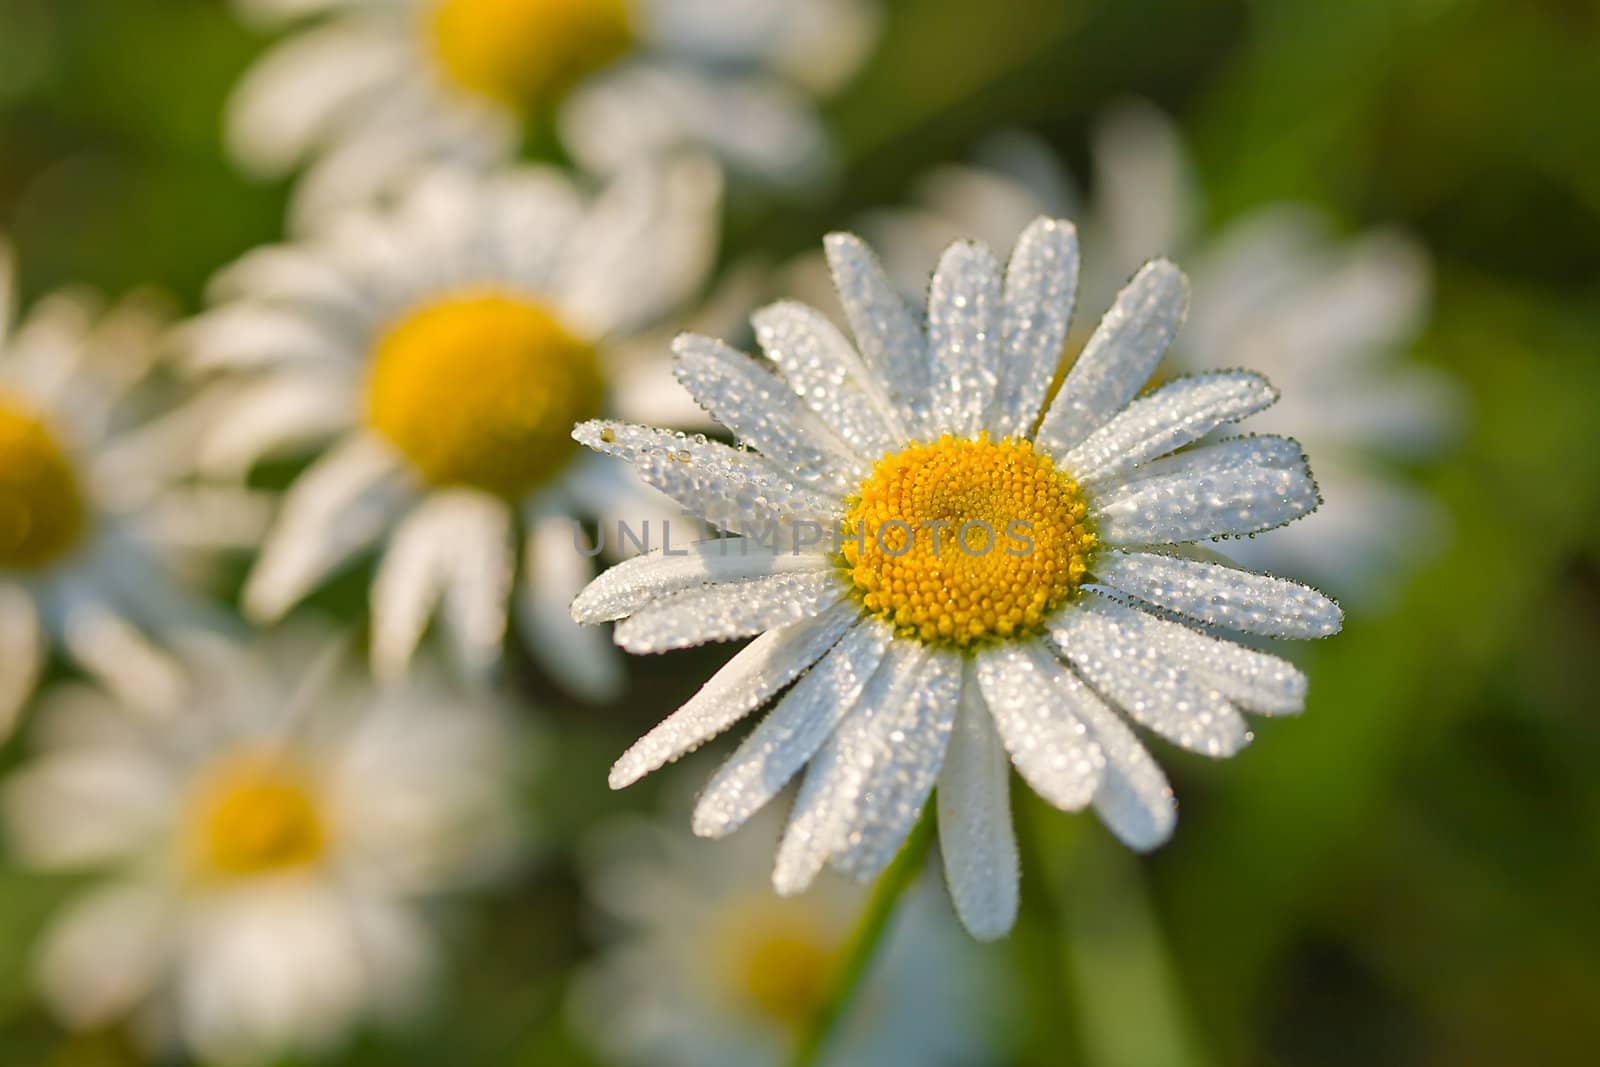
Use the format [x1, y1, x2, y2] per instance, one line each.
[607, 762, 643, 791]
[572, 420, 606, 446]
[957, 911, 1017, 942]
[823, 231, 863, 254]
[239, 585, 288, 625]
[771, 867, 817, 898]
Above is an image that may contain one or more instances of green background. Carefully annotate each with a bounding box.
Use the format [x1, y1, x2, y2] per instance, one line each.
[2, 0, 1598, 1064]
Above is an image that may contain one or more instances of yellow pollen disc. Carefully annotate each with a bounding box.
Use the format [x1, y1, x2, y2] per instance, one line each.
[716, 902, 840, 1032]
[840, 434, 1096, 648]
[0, 391, 87, 571]
[188, 752, 326, 878]
[367, 291, 605, 499]
[428, 0, 633, 110]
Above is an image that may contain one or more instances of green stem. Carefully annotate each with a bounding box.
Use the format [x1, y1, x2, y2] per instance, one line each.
[786, 802, 937, 1067]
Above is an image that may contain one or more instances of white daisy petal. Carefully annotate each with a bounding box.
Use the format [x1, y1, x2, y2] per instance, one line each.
[1089, 103, 1196, 281]
[926, 240, 1003, 437]
[224, 22, 404, 177]
[205, 244, 371, 323]
[2, 746, 174, 868]
[574, 419, 841, 536]
[370, 496, 458, 682]
[691, 620, 892, 839]
[0, 585, 43, 739]
[482, 167, 587, 290]
[1036, 259, 1188, 455]
[771, 640, 929, 894]
[613, 571, 846, 654]
[56, 590, 185, 716]
[1092, 549, 1342, 640]
[136, 487, 275, 553]
[435, 493, 514, 681]
[831, 648, 962, 881]
[1078, 594, 1308, 716]
[937, 663, 1020, 940]
[824, 231, 931, 433]
[1062, 370, 1276, 486]
[562, 65, 831, 185]
[36, 879, 171, 1029]
[243, 436, 412, 623]
[767, 738, 850, 897]
[177, 304, 354, 373]
[559, 156, 722, 337]
[1035, 640, 1175, 851]
[752, 301, 903, 457]
[178, 884, 370, 1062]
[1105, 432, 1305, 488]
[608, 599, 860, 789]
[974, 642, 1104, 811]
[990, 217, 1079, 438]
[196, 372, 355, 478]
[1092, 450, 1321, 546]
[670, 333, 860, 489]
[572, 537, 831, 624]
[520, 518, 625, 702]
[1048, 605, 1250, 757]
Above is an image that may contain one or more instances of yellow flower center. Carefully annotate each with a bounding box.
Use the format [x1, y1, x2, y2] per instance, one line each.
[367, 291, 605, 499]
[188, 752, 326, 878]
[428, 0, 633, 111]
[840, 435, 1096, 648]
[0, 391, 87, 572]
[717, 902, 840, 1032]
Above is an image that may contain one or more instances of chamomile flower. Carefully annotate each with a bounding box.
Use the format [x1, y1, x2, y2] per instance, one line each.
[226, 0, 880, 228]
[3, 632, 522, 1064]
[793, 103, 1459, 601]
[0, 243, 256, 734]
[176, 159, 719, 698]
[572, 803, 995, 1067]
[571, 221, 1343, 939]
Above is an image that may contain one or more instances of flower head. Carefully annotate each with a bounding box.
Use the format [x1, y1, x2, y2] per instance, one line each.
[3, 632, 523, 1063]
[571, 803, 996, 1067]
[0, 242, 252, 735]
[572, 220, 1342, 939]
[175, 160, 719, 698]
[226, 0, 881, 228]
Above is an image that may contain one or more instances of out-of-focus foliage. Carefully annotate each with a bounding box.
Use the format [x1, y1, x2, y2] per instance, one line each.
[1, 0, 1597, 1064]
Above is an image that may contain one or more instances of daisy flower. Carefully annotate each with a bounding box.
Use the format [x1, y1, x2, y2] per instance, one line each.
[3, 631, 523, 1064]
[0, 242, 258, 734]
[790, 103, 1459, 602]
[570, 220, 1343, 939]
[226, 0, 880, 228]
[572, 802, 996, 1067]
[175, 159, 719, 698]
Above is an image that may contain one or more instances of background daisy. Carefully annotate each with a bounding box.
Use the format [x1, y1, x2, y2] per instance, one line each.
[175, 159, 719, 699]
[571, 802, 997, 1067]
[226, 0, 881, 228]
[784, 102, 1462, 604]
[0, 241, 257, 734]
[572, 220, 1342, 939]
[3, 631, 524, 1064]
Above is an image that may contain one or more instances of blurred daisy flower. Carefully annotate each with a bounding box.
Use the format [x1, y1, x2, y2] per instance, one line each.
[175, 159, 719, 698]
[0, 242, 256, 735]
[571, 221, 1342, 939]
[572, 803, 996, 1067]
[788, 102, 1461, 603]
[4, 631, 523, 1064]
[226, 0, 880, 228]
